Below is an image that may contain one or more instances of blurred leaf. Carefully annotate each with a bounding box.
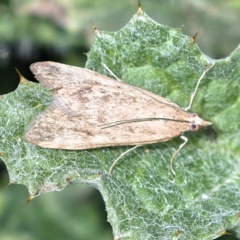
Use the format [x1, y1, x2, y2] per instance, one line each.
[0, 178, 112, 240]
[0, 0, 240, 57]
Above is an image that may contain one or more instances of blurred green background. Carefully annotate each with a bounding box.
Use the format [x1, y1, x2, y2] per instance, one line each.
[0, 0, 240, 239]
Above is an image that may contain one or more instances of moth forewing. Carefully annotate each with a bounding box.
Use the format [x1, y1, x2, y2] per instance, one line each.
[26, 61, 214, 175]
[25, 105, 194, 149]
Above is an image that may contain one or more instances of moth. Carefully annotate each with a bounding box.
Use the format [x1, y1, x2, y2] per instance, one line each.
[25, 62, 214, 175]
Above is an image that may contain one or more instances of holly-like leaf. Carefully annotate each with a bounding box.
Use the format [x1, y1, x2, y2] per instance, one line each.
[1, 4, 240, 240]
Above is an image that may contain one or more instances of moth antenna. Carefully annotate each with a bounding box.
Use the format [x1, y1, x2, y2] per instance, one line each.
[99, 118, 189, 129]
[185, 63, 215, 111]
[100, 119, 146, 128]
[100, 119, 147, 129]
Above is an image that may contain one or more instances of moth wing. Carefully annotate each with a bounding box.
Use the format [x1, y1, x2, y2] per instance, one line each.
[25, 105, 190, 149]
[30, 62, 189, 123]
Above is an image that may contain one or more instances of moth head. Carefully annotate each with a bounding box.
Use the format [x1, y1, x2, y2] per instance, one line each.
[188, 113, 212, 132]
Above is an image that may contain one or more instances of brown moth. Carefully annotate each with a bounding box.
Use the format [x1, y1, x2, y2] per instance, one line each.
[25, 62, 214, 175]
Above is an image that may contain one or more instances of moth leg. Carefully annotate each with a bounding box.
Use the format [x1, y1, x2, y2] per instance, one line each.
[109, 145, 140, 177]
[102, 63, 122, 82]
[185, 63, 215, 111]
[170, 136, 188, 175]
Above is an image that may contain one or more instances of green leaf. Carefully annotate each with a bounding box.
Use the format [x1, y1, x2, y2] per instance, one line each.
[1, 6, 240, 240]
